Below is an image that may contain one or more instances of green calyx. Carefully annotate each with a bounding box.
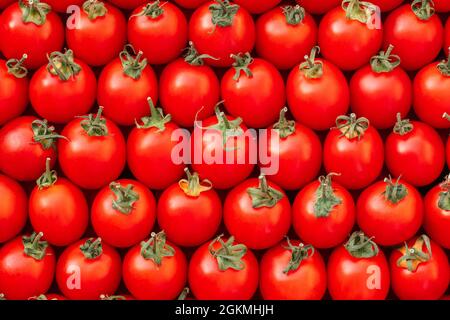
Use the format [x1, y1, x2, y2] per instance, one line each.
[411, 0, 435, 21]
[177, 288, 190, 300]
[231, 52, 253, 81]
[344, 231, 379, 258]
[140, 231, 175, 266]
[184, 41, 218, 66]
[299, 46, 323, 79]
[132, 0, 164, 19]
[19, 0, 50, 25]
[283, 238, 314, 274]
[273, 107, 296, 139]
[205, 106, 244, 147]
[83, 0, 108, 20]
[313, 173, 342, 218]
[0, 294, 5, 300]
[370, 45, 401, 73]
[6, 54, 28, 79]
[110, 182, 140, 214]
[79, 107, 108, 137]
[209, 235, 247, 271]
[247, 174, 284, 209]
[283, 5, 305, 25]
[30, 295, 56, 300]
[46, 50, 81, 81]
[209, 0, 239, 28]
[100, 295, 126, 300]
[23, 232, 48, 261]
[335, 113, 370, 140]
[437, 50, 450, 77]
[178, 168, 213, 197]
[135, 97, 171, 131]
[438, 175, 450, 211]
[119, 44, 148, 80]
[342, 0, 378, 24]
[31, 119, 66, 150]
[397, 235, 432, 272]
[36, 158, 57, 190]
[383, 176, 408, 204]
[80, 238, 103, 259]
[393, 113, 414, 135]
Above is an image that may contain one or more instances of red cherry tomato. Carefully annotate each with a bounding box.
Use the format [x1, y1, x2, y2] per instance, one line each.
[390, 235, 449, 300]
[293, 174, 356, 249]
[0, 0, 14, 9]
[128, 1, 188, 65]
[45, 0, 84, 12]
[298, 0, 340, 14]
[189, 1, 255, 67]
[0, 233, 56, 300]
[260, 240, 327, 300]
[286, 47, 350, 131]
[371, 0, 404, 11]
[56, 238, 122, 300]
[123, 231, 188, 300]
[173, 0, 209, 9]
[233, 0, 281, 14]
[189, 236, 259, 300]
[434, 0, 450, 12]
[445, 17, 449, 55]
[157, 169, 222, 247]
[328, 232, 390, 300]
[107, 0, 147, 10]
[224, 175, 291, 250]
[30, 50, 97, 124]
[323, 114, 384, 190]
[0, 175, 27, 243]
[91, 179, 156, 248]
[357, 177, 423, 246]
[58, 108, 126, 190]
[383, 3, 444, 70]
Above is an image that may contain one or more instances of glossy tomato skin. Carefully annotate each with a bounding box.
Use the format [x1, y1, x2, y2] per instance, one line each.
[350, 65, 412, 129]
[0, 175, 27, 243]
[357, 180, 423, 246]
[286, 59, 350, 131]
[234, 0, 281, 14]
[189, 1, 255, 67]
[107, 0, 147, 10]
[260, 240, 327, 300]
[0, 116, 57, 181]
[424, 184, 450, 249]
[445, 18, 449, 56]
[328, 245, 390, 300]
[323, 126, 384, 190]
[371, 0, 404, 12]
[91, 179, 156, 248]
[160, 58, 219, 127]
[0, 236, 56, 300]
[293, 180, 355, 249]
[56, 239, 122, 300]
[128, 1, 188, 65]
[58, 117, 126, 190]
[189, 240, 259, 300]
[98, 58, 158, 126]
[318, 6, 383, 71]
[385, 121, 445, 187]
[30, 59, 97, 124]
[45, 0, 84, 12]
[298, 0, 340, 14]
[384, 4, 444, 71]
[0, 59, 29, 126]
[413, 62, 450, 129]
[173, 0, 209, 9]
[222, 58, 285, 128]
[66, 2, 126, 67]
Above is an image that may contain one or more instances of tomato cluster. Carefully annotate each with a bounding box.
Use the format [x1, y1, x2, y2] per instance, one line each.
[0, 0, 449, 301]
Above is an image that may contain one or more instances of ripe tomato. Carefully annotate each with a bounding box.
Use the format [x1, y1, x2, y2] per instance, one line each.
[0, 233, 56, 300]
[413, 58, 450, 129]
[0, 56, 29, 126]
[293, 174, 356, 249]
[45, 0, 84, 12]
[384, 3, 444, 70]
[390, 235, 449, 300]
[189, 1, 255, 67]
[123, 231, 188, 300]
[91, 179, 156, 248]
[128, 1, 188, 65]
[260, 108, 322, 190]
[0, 175, 27, 243]
[385, 117, 445, 187]
[0, 116, 62, 181]
[58, 108, 126, 190]
[371, 0, 404, 11]
[222, 53, 285, 128]
[29, 159, 89, 247]
[127, 99, 185, 190]
[260, 240, 326, 300]
[66, 1, 126, 67]
[190, 108, 255, 190]
[159, 43, 220, 127]
[30, 50, 97, 124]
[224, 175, 291, 250]
[157, 169, 222, 247]
[318, 1, 383, 70]
[434, 0, 450, 12]
[350, 45, 412, 129]
[323, 114, 384, 190]
[298, 0, 340, 14]
[445, 17, 449, 55]
[107, 0, 147, 10]
[328, 232, 390, 300]
[0, 0, 14, 9]
[233, 0, 280, 14]
[286, 47, 350, 131]
[173, 0, 209, 9]
[189, 236, 259, 300]
[357, 177, 423, 246]
[56, 238, 122, 300]
[98, 46, 158, 126]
